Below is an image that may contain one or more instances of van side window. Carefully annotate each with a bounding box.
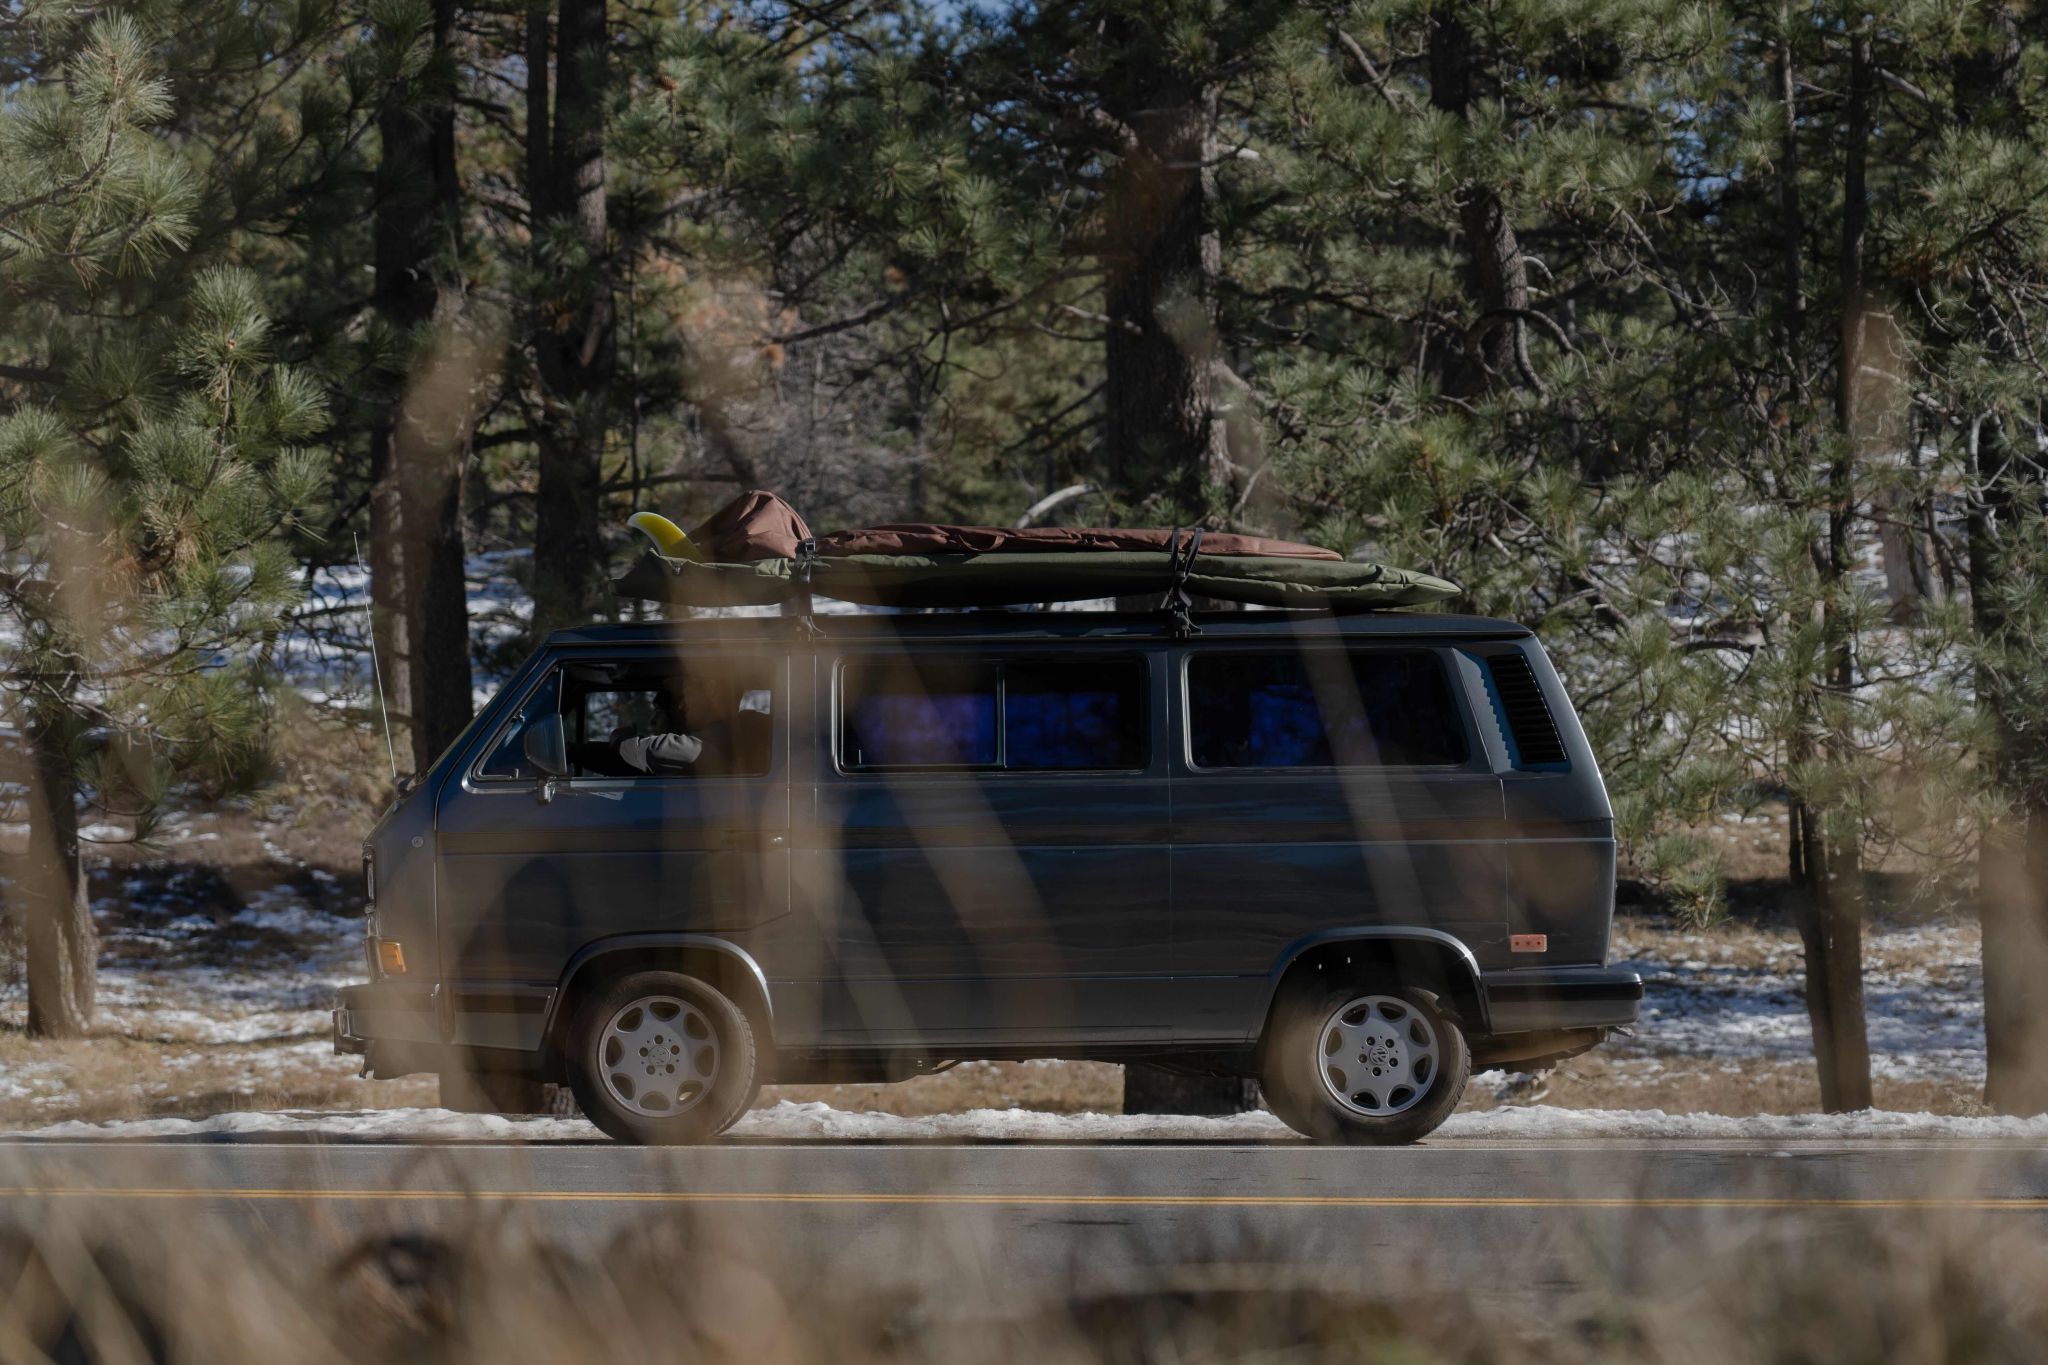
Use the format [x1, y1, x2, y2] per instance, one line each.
[564, 659, 773, 778]
[1187, 651, 1467, 769]
[841, 657, 1145, 772]
[1004, 660, 1145, 770]
[476, 661, 774, 780]
[843, 662, 997, 769]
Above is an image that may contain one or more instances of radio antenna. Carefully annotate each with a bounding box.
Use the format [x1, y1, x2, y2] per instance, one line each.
[354, 532, 400, 785]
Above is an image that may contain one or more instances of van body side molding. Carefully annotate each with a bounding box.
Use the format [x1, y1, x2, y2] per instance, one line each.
[541, 933, 777, 1044]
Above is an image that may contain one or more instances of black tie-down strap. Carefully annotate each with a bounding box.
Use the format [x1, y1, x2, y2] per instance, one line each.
[1165, 527, 1204, 638]
[791, 537, 824, 637]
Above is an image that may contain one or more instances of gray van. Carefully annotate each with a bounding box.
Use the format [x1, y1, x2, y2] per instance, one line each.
[335, 610, 1640, 1144]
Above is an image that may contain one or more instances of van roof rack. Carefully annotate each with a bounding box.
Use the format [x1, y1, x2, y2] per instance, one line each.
[612, 545, 1457, 616]
[609, 490, 1460, 625]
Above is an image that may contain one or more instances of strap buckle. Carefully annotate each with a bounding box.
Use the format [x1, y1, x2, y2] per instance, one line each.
[790, 537, 824, 637]
[1165, 527, 1204, 639]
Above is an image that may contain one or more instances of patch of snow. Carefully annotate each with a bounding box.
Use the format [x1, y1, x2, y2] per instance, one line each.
[0, 1061, 73, 1107]
[737, 1101, 1292, 1142]
[1444, 1105, 2048, 1141]
[20, 1100, 2048, 1144]
[1614, 918, 1986, 1084]
[23, 1108, 601, 1141]
[5, 878, 362, 1050]
[230, 889, 348, 938]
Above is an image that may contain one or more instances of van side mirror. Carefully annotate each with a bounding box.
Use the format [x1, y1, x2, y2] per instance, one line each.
[523, 713, 568, 778]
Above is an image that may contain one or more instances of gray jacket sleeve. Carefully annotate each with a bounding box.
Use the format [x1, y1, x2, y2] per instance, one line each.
[618, 732, 705, 773]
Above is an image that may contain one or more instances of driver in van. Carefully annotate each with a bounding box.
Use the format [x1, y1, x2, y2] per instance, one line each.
[561, 668, 770, 778]
[612, 671, 736, 776]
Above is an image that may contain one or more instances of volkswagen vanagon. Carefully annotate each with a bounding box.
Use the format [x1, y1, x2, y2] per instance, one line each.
[335, 610, 1641, 1144]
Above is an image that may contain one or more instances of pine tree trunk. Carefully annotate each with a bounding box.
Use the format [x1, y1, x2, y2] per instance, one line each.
[1787, 799, 1871, 1110]
[367, 425, 413, 752]
[24, 720, 94, 1038]
[1970, 415, 2048, 1113]
[1782, 29, 1878, 1115]
[370, 4, 449, 765]
[1097, 43, 1243, 1116]
[1428, 6, 1533, 395]
[1099, 64, 1227, 524]
[1772, 18, 1872, 1114]
[1979, 806, 2048, 1113]
[1949, 0, 2048, 1117]
[395, 0, 475, 772]
[399, 407, 475, 772]
[531, 0, 614, 638]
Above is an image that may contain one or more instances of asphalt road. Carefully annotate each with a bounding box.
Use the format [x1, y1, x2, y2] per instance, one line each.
[2, 1138, 2045, 1313]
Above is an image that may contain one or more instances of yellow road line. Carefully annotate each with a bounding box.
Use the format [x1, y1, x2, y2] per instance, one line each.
[0, 1188, 2042, 1211]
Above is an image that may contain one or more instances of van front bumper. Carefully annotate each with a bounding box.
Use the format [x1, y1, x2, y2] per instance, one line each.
[334, 980, 448, 1076]
[1480, 965, 1642, 1033]
[336, 981, 550, 1080]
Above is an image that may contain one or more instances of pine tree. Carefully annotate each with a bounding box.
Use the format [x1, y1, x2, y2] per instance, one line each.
[1899, 1, 2048, 1114]
[1243, 0, 1740, 892]
[2, 15, 326, 1036]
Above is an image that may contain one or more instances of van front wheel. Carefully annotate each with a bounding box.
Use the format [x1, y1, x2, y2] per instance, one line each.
[1261, 974, 1469, 1145]
[566, 970, 757, 1145]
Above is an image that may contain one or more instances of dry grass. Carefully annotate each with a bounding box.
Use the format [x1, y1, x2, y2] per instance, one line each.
[1465, 1049, 1983, 1118]
[1, 1193, 2045, 1362]
[0, 730, 413, 1126]
[0, 1031, 434, 1126]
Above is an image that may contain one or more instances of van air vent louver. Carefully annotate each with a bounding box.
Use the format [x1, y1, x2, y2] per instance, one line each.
[1487, 653, 1568, 767]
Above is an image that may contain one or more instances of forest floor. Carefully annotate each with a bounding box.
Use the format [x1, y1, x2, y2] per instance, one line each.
[0, 753, 1993, 1126]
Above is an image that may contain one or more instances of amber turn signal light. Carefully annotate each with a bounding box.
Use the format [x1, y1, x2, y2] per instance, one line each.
[378, 940, 408, 975]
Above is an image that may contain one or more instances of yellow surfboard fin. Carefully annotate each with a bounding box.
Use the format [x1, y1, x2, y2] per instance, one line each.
[627, 511, 701, 562]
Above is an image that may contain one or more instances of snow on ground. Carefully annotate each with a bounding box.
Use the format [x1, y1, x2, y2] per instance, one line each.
[86, 881, 361, 1049]
[0, 1059, 72, 1110]
[23, 1099, 2048, 1143]
[1602, 916, 1983, 1087]
[0, 855, 372, 1116]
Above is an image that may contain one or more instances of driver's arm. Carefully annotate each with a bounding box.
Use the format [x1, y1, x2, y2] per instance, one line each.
[618, 732, 706, 773]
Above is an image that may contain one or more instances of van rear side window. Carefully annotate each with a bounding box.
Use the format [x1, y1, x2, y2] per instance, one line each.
[840, 657, 1145, 772]
[1187, 651, 1467, 769]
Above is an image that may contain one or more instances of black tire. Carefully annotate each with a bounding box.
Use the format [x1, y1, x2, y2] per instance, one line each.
[1260, 972, 1469, 1145]
[566, 970, 757, 1145]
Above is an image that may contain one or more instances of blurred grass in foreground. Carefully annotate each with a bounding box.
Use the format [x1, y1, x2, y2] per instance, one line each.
[2, 1193, 2046, 1364]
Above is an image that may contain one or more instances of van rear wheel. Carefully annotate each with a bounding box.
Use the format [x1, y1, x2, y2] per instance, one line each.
[1261, 973, 1468, 1145]
[566, 970, 757, 1145]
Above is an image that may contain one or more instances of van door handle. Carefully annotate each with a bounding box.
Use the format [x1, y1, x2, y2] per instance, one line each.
[725, 831, 785, 847]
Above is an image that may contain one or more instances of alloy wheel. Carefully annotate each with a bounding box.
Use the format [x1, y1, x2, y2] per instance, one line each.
[596, 994, 720, 1117]
[1315, 994, 1440, 1117]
